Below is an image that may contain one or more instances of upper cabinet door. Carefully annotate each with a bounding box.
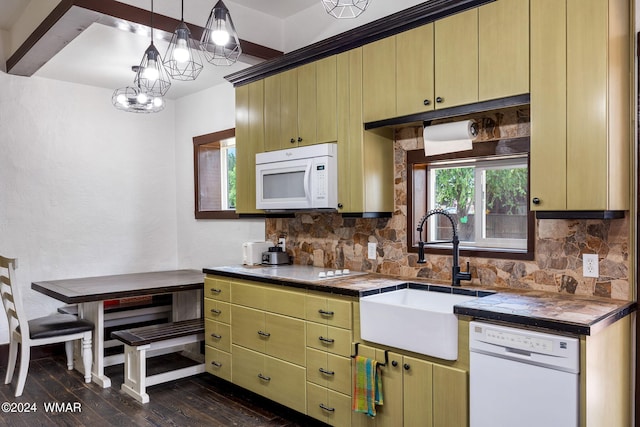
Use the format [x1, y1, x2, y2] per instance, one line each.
[280, 68, 299, 147]
[530, 0, 567, 211]
[296, 62, 317, 146]
[316, 56, 338, 144]
[396, 23, 435, 117]
[362, 36, 397, 122]
[263, 74, 282, 152]
[478, 0, 530, 101]
[434, 8, 478, 109]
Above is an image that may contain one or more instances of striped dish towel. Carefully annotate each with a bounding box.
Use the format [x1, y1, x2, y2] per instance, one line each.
[352, 355, 384, 417]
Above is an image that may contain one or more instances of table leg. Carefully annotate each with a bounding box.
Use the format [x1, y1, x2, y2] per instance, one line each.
[80, 301, 111, 388]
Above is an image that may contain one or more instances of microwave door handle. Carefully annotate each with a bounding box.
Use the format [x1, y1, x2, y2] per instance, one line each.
[304, 162, 312, 204]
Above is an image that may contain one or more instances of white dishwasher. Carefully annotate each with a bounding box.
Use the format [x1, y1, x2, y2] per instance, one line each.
[469, 321, 580, 427]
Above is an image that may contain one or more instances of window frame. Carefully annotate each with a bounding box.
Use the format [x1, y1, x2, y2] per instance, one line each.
[407, 138, 535, 260]
[193, 128, 239, 220]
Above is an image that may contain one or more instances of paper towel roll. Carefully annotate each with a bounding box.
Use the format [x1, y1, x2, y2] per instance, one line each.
[423, 120, 477, 156]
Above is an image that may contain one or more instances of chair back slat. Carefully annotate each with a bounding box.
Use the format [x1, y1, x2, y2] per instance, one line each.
[0, 256, 28, 336]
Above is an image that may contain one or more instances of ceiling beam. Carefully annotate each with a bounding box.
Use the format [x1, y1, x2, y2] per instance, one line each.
[6, 0, 282, 76]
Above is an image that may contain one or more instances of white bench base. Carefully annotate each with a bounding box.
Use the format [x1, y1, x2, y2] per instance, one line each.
[120, 333, 205, 404]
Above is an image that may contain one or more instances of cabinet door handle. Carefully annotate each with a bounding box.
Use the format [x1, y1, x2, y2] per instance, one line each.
[258, 330, 271, 337]
[210, 288, 222, 294]
[210, 308, 222, 315]
[297, 137, 303, 142]
[392, 360, 398, 367]
[403, 363, 411, 371]
[211, 333, 222, 339]
[337, 203, 343, 209]
[319, 404, 336, 412]
[319, 336, 335, 344]
[423, 99, 431, 106]
[319, 368, 335, 376]
[290, 138, 296, 143]
[532, 197, 541, 205]
[436, 96, 444, 103]
[211, 361, 222, 368]
[318, 309, 335, 317]
[258, 373, 271, 381]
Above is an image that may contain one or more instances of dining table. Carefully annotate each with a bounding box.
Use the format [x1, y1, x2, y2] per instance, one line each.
[32, 269, 204, 388]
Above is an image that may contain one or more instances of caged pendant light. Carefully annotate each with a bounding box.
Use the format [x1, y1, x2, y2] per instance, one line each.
[199, 0, 242, 66]
[322, 0, 371, 19]
[135, 0, 171, 96]
[163, 0, 203, 81]
[112, 66, 165, 113]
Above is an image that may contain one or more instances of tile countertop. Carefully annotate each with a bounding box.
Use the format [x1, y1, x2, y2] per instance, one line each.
[204, 265, 636, 336]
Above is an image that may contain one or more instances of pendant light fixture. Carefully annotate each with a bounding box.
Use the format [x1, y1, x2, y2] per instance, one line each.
[112, 66, 165, 113]
[322, 0, 371, 19]
[135, 0, 171, 96]
[199, 0, 242, 66]
[163, 0, 203, 81]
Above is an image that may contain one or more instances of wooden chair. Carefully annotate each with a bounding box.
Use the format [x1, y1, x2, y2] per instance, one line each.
[0, 256, 94, 396]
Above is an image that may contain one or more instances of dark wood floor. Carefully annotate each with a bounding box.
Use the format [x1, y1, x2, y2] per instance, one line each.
[0, 353, 329, 426]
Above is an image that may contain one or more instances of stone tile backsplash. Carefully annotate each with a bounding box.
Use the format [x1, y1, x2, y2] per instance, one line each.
[266, 109, 630, 301]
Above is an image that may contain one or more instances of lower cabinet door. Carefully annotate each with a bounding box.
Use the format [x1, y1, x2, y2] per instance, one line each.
[205, 345, 231, 382]
[307, 382, 352, 427]
[433, 364, 468, 427]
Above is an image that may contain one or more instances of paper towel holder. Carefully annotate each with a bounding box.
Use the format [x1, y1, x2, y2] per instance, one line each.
[423, 120, 479, 137]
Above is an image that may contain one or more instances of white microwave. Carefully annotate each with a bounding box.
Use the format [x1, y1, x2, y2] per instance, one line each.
[255, 143, 338, 211]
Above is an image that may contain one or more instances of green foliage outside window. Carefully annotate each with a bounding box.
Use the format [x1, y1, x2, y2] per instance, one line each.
[227, 148, 236, 209]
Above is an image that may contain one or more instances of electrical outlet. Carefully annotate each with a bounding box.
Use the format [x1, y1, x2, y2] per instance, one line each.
[367, 242, 377, 260]
[278, 237, 286, 252]
[583, 254, 599, 278]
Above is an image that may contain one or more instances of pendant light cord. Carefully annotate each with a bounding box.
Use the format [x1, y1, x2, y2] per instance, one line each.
[150, 0, 154, 42]
[181, 0, 184, 21]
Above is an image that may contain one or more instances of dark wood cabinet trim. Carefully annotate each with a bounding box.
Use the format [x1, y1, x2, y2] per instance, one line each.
[6, 0, 282, 76]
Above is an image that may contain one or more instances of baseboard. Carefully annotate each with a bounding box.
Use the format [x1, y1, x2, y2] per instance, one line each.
[0, 342, 66, 367]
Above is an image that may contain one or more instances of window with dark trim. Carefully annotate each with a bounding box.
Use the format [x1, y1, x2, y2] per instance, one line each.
[407, 137, 535, 260]
[193, 128, 238, 219]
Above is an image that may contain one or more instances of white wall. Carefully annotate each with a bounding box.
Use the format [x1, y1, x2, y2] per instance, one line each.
[283, 0, 427, 52]
[174, 82, 266, 270]
[0, 69, 180, 342]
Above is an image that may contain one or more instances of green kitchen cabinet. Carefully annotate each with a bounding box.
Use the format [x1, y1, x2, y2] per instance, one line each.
[530, 0, 630, 211]
[235, 80, 264, 214]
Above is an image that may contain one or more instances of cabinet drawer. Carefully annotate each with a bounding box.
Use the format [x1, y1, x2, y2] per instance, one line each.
[232, 281, 306, 318]
[265, 312, 306, 366]
[232, 305, 306, 365]
[231, 305, 266, 353]
[205, 346, 231, 382]
[204, 277, 231, 302]
[307, 323, 352, 357]
[307, 382, 352, 427]
[232, 345, 307, 414]
[204, 299, 230, 323]
[306, 348, 352, 395]
[306, 294, 352, 329]
[205, 319, 231, 352]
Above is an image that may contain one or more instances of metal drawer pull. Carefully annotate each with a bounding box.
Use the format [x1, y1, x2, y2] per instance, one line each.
[319, 404, 335, 412]
[211, 361, 222, 367]
[319, 336, 335, 344]
[210, 308, 222, 315]
[258, 330, 271, 337]
[258, 373, 271, 381]
[319, 368, 335, 376]
[318, 309, 335, 317]
[210, 288, 222, 294]
[211, 333, 222, 339]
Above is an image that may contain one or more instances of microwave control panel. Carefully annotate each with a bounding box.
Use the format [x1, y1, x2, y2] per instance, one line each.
[315, 163, 327, 199]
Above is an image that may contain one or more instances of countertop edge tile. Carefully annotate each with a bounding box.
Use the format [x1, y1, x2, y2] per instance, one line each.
[204, 266, 637, 336]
